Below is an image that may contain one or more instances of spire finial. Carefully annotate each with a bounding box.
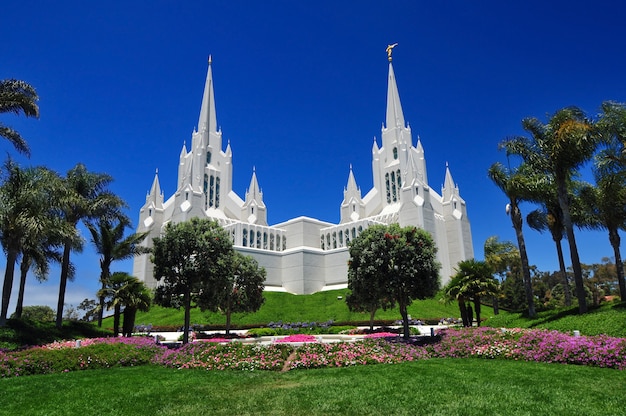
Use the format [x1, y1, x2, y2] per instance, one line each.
[386, 43, 398, 62]
[208, 54, 212, 65]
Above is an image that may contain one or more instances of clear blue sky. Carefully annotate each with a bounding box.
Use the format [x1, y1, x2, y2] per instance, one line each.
[2, 0, 626, 312]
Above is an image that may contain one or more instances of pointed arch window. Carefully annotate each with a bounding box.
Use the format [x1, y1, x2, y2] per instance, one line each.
[206, 151, 212, 165]
[397, 169, 402, 189]
[385, 173, 391, 203]
[393, 147, 398, 160]
[209, 176, 215, 207]
[215, 177, 220, 208]
[339, 230, 344, 246]
[320, 236, 325, 250]
[263, 232, 268, 250]
[243, 229, 248, 247]
[203, 174, 209, 209]
[391, 171, 397, 202]
[270, 234, 275, 250]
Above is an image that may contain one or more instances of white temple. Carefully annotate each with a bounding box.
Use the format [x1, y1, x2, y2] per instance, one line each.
[133, 53, 474, 294]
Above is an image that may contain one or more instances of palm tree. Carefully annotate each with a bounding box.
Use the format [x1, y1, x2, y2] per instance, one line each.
[0, 161, 67, 326]
[441, 274, 471, 326]
[98, 272, 150, 337]
[87, 215, 150, 327]
[119, 278, 151, 337]
[0, 79, 39, 156]
[443, 259, 498, 327]
[488, 162, 540, 317]
[502, 107, 600, 313]
[55, 163, 124, 329]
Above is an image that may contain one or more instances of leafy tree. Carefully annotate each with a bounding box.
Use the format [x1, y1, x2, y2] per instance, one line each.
[10, 305, 54, 322]
[346, 223, 440, 339]
[502, 107, 600, 314]
[198, 251, 265, 335]
[152, 218, 234, 344]
[0, 79, 39, 156]
[488, 162, 539, 317]
[55, 163, 124, 329]
[483, 236, 520, 314]
[76, 298, 98, 322]
[0, 161, 68, 326]
[346, 225, 395, 330]
[442, 259, 498, 327]
[87, 215, 149, 327]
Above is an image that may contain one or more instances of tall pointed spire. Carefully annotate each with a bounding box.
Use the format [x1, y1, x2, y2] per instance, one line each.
[385, 61, 405, 130]
[197, 55, 217, 134]
[246, 166, 262, 201]
[146, 169, 164, 207]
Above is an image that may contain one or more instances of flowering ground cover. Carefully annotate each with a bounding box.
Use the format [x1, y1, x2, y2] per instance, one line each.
[1, 327, 625, 379]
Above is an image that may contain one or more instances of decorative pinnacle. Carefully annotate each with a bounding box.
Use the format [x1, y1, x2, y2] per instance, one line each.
[208, 54, 212, 65]
[386, 43, 398, 62]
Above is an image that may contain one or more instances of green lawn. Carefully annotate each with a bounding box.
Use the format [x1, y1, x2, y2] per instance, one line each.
[128, 289, 470, 329]
[1, 359, 624, 416]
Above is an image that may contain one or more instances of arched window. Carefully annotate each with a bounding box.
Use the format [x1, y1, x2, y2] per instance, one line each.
[263, 232, 268, 250]
[326, 233, 331, 248]
[339, 230, 343, 246]
[257, 231, 262, 249]
[332, 232, 337, 249]
[397, 169, 402, 189]
[206, 151, 212, 165]
[385, 173, 391, 203]
[203, 174, 209, 209]
[391, 171, 397, 202]
[320, 236, 325, 250]
[209, 176, 214, 207]
[352, 228, 356, 239]
[243, 229, 248, 247]
[148, 208, 152, 217]
[282, 236, 286, 251]
[215, 177, 220, 208]
[270, 234, 275, 250]
[393, 147, 398, 159]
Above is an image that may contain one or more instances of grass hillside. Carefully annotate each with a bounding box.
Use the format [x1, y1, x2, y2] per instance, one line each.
[484, 300, 626, 337]
[128, 289, 470, 329]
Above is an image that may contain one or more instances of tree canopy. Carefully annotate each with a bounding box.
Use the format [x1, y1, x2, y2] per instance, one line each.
[152, 218, 234, 343]
[346, 223, 440, 338]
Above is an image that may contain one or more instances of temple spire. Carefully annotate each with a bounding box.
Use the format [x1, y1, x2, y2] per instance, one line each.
[385, 61, 405, 130]
[197, 56, 217, 134]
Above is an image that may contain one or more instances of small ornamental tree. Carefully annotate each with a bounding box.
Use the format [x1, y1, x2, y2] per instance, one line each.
[152, 218, 233, 344]
[198, 251, 266, 335]
[346, 225, 395, 331]
[346, 223, 440, 339]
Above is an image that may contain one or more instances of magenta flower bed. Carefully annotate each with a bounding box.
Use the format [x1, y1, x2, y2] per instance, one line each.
[274, 334, 318, 343]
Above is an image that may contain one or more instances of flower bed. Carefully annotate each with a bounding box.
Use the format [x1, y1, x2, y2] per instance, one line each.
[1, 328, 625, 378]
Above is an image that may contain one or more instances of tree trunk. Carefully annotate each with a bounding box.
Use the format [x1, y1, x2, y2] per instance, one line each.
[97, 285, 106, 327]
[55, 242, 72, 329]
[97, 259, 111, 327]
[492, 296, 499, 315]
[123, 307, 137, 337]
[555, 239, 572, 307]
[510, 202, 536, 317]
[183, 289, 191, 344]
[225, 311, 231, 336]
[113, 303, 121, 337]
[557, 178, 587, 313]
[0, 250, 18, 326]
[399, 301, 410, 339]
[457, 298, 469, 327]
[474, 297, 481, 327]
[369, 307, 376, 331]
[15, 256, 31, 319]
[609, 228, 626, 302]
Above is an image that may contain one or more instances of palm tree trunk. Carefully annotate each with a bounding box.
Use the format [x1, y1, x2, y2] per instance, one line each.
[511, 203, 536, 317]
[123, 307, 137, 337]
[113, 303, 121, 336]
[474, 297, 481, 327]
[557, 180, 587, 313]
[97, 283, 106, 327]
[369, 307, 376, 331]
[554, 239, 572, 306]
[457, 298, 469, 327]
[609, 228, 626, 301]
[0, 250, 19, 326]
[14, 256, 31, 319]
[55, 242, 72, 329]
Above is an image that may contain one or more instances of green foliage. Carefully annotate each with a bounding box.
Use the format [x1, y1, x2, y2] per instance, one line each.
[0, 319, 112, 351]
[152, 218, 234, 343]
[0, 78, 39, 156]
[10, 305, 55, 322]
[346, 224, 440, 338]
[197, 251, 266, 334]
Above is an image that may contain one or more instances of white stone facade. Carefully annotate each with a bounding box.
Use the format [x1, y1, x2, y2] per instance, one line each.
[133, 57, 474, 294]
